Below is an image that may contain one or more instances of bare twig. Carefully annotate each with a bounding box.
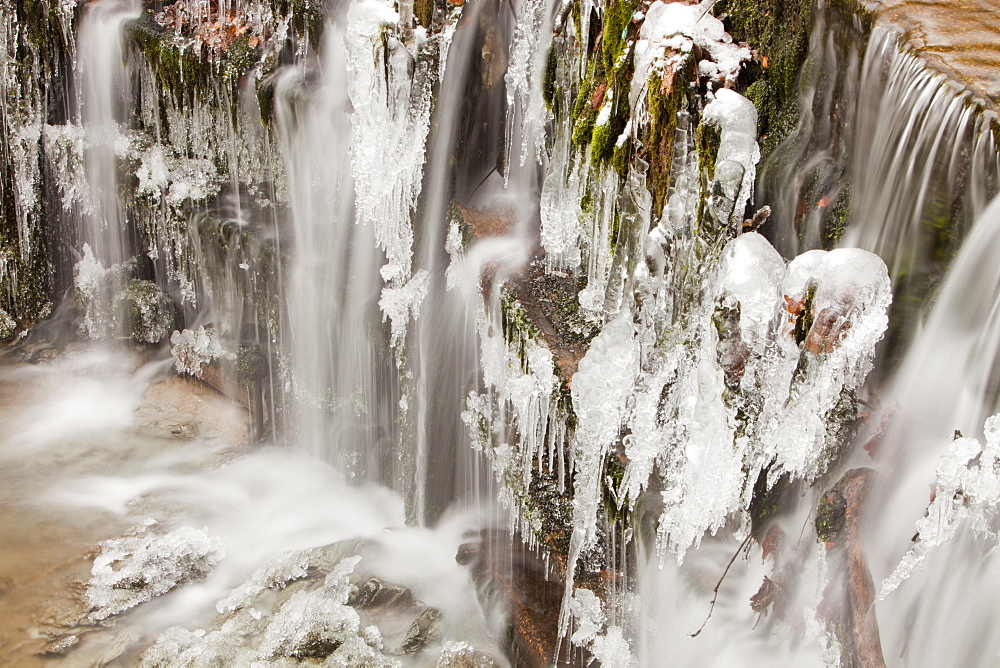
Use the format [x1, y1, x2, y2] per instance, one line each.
[690, 534, 753, 638]
[697, 0, 720, 22]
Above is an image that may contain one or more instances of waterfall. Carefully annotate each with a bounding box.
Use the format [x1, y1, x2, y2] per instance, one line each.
[275, 21, 399, 481]
[77, 0, 140, 267]
[6, 0, 1000, 664]
[855, 193, 1000, 665]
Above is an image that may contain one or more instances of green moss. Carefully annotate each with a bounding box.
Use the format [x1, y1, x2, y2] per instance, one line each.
[543, 45, 558, 110]
[601, 0, 640, 75]
[823, 183, 851, 248]
[591, 120, 615, 163]
[716, 0, 812, 159]
[573, 73, 596, 119]
[608, 209, 621, 249]
[130, 15, 212, 101]
[602, 449, 628, 523]
[748, 467, 790, 539]
[815, 487, 847, 543]
[222, 34, 261, 83]
[696, 120, 721, 185]
[695, 117, 722, 232]
[643, 62, 693, 215]
[611, 137, 630, 177]
[572, 109, 597, 147]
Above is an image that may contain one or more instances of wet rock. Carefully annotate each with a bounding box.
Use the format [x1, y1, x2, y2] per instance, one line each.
[458, 530, 582, 667]
[816, 468, 886, 668]
[397, 606, 442, 655]
[84, 520, 225, 622]
[138, 376, 250, 445]
[42, 634, 79, 655]
[137, 410, 200, 440]
[348, 576, 443, 655]
[15, 342, 57, 364]
[120, 279, 175, 344]
[437, 640, 499, 666]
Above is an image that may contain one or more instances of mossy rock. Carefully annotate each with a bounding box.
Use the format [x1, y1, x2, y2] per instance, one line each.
[119, 279, 175, 344]
[815, 486, 847, 543]
[644, 58, 696, 216]
[236, 343, 268, 383]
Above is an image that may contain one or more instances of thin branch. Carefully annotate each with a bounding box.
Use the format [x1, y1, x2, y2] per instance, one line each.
[697, 0, 721, 21]
[690, 533, 753, 638]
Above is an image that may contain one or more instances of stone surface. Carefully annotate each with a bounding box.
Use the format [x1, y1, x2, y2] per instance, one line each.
[138, 375, 249, 446]
[868, 0, 1000, 106]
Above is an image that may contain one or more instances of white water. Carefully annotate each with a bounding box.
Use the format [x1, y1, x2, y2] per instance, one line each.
[0, 354, 503, 664]
[7, 0, 1000, 665]
[844, 27, 1000, 281]
[77, 0, 141, 268]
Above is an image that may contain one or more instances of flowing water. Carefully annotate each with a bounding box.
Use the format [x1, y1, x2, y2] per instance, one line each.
[5, 0, 1000, 664]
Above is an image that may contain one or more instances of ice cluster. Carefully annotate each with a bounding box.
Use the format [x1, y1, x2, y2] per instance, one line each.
[504, 0, 552, 168]
[73, 243, 136, 340]
[631, 0, 752, 107]
[120, 279, 175, 343]
[85, 520, 225, 622]
[701, 89, 760, 232]
[346, 0, 433, 288]
[880, 413, 1000, 598]
[170, 326, 229, 378]
[568, 588, 634, 668]
[462, 295, 570, 542]
[142, 552, 400, 667]
[633, 236, 890, 561]
[379, 269, 430, 349]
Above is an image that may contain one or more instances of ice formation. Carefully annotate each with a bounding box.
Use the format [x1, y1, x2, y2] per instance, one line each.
[379, 269, 430, 348]
[462, 295, 570, 542]
[504, 0, 554, 167]
[568, 587, 634, 667]
[86, 520, 225, 622]
[880, 413, 1000, 598]
[539, 140, 586, 271]
[346, 0, 436, 288]
[170, 326, 228, 378]
[631, 0, 751, 107]
[216, 549, 313, 614]
[143, 555, 398, 667]
[641, 239, 889, 561]
[73, 244, 136, 340]
[43, 124, 94, 214]
[701, 89, 760, 232]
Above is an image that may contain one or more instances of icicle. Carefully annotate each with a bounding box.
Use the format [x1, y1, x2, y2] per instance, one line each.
[504, 0, 554, 172]
[559, 314, 639, 632]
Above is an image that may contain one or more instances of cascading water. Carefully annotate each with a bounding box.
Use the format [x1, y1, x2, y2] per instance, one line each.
[6, 0, 1000, 664]
[77, 0, 140, 263]
[72, 0, 143, 339]
[855, 193, 1000, 666]
[275, 21, 401, 479]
